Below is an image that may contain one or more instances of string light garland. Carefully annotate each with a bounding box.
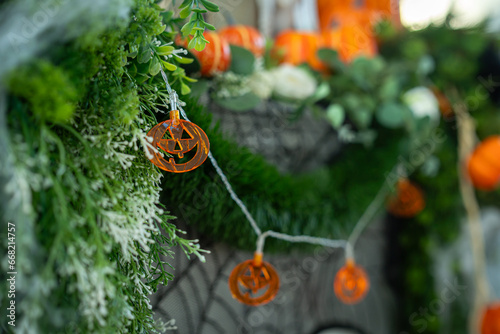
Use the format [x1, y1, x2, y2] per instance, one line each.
[155, 67, 400, 306]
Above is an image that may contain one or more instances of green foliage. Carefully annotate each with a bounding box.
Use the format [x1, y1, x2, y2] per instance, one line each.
[1, 0, 207, 333]
[178, 0, 219, 51]
[7, 61, 78, 123]
[229, 45, 256, 75]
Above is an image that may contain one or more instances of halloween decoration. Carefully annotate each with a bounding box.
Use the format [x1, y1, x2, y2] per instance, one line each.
[273, 30, 324, 71]
[228, 252, 280, 306]
[334, 259, 370, 304]
[218, 25, 266, 56]
[176, 31, 231, 76]
[467, 136, 500, 190]
[386, 178, 425, 218]
[481, 303, 500, 334]
[146, 110, 210, 173]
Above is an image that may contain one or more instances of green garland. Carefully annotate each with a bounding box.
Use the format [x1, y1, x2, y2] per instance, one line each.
[0, 0, 212, 332]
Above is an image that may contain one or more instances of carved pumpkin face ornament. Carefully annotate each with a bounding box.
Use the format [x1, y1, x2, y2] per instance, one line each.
[228, 253, 280, 306]
[387, 178, 425, 218]
[481, 303, 500, 334]
[334, 259, 370, 304]
[147, 110, 209, 173]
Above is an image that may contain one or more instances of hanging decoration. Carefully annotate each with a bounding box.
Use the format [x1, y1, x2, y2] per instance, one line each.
[147, 109, 210, 173]
[334, 259, 370, 304]
[228, 252, 280, 306]
[218, 25, 266, 56]
[467, 136, 500, 190]
[176, 31, 231, 77]
[386, 178, 426, 218]
[481, 303, 500, 334]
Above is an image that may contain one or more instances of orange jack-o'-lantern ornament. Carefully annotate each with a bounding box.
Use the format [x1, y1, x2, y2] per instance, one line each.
[467, 136, 500, 191]
[218, 25, 265, 57]
[146, 110, 209, 173]
[334, 259, 370, 304]
[482, 303, 500, 334]
[228, 252, 280, 306]
[387, 178, 425, 218]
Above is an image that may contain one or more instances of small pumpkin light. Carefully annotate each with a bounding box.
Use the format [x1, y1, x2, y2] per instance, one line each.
[218, 25, 265, 57]
[467, 136, 500, 191]
[387, 178, 425, 218]
[146, 110, 210, 173]
[228, 252, 280, 306]
[334, 259, 370, 304]
[481, 303, 500, 334]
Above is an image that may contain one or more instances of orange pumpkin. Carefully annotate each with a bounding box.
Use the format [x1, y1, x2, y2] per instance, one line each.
[334, 259, 370, 304]
[482, 303, 500, 334]
[273, 30, 324, 71]
[176, 32, 231, 77]
[228, 253, 280, 306]
[467, 136, 500, 190]
[387, 179, 425, 218]
[317, 0, 354, 31]
[338, 23, 378, 63]
[218, 25, 265, 57]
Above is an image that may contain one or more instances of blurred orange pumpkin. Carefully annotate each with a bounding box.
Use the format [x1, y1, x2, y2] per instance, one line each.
[467, 136, 500, 190]
[482, 303, 500, 334]
[176, 32, 231, 77]
[218, 25, 265, 56]
[273, 31, 325, 71]
[387, 179, 425, 218]
[317, 0, 354, 31]
[338, 23, 378, 63]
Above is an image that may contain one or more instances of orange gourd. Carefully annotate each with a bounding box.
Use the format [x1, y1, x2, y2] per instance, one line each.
[467, 136, 500, 190]
[176, 32, 231, 77]
[482, 303, 500, 334]
[218, 25, 265, 56]
[273, 30, 325, 71]
[146, 110, 210, 173]
[228, 253, 280, 306]
[387, 179, 425, 218]
[317, 0, 354, 31]
[334, 259, 370, 304]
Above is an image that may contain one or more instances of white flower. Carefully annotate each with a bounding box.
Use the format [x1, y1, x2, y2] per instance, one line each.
[403, 87, 440, 123]
[271, 64, 317, 100]
[248, 70, 274, 99]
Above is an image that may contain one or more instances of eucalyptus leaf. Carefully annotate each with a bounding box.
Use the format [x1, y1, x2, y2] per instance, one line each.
[326, 104, 345, 129]
[138, 47, 152, 64]
[149, 57, 161, 76]
[229, 45, 255, 75]
[317, 48, 344, 72]
[376, 103, 407, 129]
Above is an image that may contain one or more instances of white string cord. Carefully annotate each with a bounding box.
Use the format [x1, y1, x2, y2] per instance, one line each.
[158, 67, 392, 258]
[256, 231, 348, 254]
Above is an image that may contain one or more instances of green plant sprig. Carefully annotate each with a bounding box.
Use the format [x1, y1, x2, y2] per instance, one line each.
[178, 0, 219, 51]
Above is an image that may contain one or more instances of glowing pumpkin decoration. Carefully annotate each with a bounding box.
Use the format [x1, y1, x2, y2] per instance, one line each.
[387, 179, 425, 218]
[467, 136, 500, 190]
[218, 25, 265, 56]
[176, 32, 231, 77]
[482, 303, 500, 334]
[146, 110, 210, 173]
[334, 259, 370, 304]
[228, 252, 280, 306]
[273, 30, 324, 71]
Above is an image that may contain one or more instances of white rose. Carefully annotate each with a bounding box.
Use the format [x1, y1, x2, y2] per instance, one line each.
[248, 70, 274, 100]
[403, 86, 440, 123]
[271, 64, 317, 100]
